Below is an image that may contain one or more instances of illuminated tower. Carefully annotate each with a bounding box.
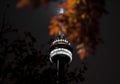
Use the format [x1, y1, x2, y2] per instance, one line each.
[49, 33, 73, 84]
[49, 0, 73, 84]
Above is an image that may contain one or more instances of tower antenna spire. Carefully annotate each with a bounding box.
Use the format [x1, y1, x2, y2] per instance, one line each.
[57, 0, 66, 37]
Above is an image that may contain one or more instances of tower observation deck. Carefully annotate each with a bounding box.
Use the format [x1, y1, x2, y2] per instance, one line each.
[49, 34, 73, 84]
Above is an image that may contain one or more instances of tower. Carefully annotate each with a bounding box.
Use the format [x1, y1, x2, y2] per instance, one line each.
[49, 0, 73, 84]
[49, 34, 73, 84]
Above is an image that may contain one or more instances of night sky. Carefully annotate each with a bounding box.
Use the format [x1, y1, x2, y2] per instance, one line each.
[0, 0, 120, 84]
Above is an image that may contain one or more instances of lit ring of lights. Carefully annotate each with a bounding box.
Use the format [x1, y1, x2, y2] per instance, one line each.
[50, 48, 72, 63]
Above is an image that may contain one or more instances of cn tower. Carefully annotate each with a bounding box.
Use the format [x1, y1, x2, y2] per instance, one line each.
[49, 0, 73, 84]
[49, 33, 73, 84]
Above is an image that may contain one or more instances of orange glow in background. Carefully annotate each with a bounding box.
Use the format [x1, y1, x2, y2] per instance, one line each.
[17, 0, 106, 60]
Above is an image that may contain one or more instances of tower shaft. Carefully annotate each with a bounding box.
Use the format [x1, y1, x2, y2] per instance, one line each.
[56, 59, 66, 84]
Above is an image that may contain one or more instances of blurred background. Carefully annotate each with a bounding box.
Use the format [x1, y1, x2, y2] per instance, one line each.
[0, 0, 120, 84]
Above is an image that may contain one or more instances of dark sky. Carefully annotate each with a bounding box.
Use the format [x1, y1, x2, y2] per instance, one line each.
[0, 0, 120, 84]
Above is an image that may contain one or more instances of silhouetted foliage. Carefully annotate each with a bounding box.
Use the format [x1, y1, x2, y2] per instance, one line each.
[0, 23, 87, 84]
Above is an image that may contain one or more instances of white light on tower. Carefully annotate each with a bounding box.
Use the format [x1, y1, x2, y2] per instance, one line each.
[58, 8, 65, 15]
[49, 35, 73, 64]
[50, 48, 72, 63]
